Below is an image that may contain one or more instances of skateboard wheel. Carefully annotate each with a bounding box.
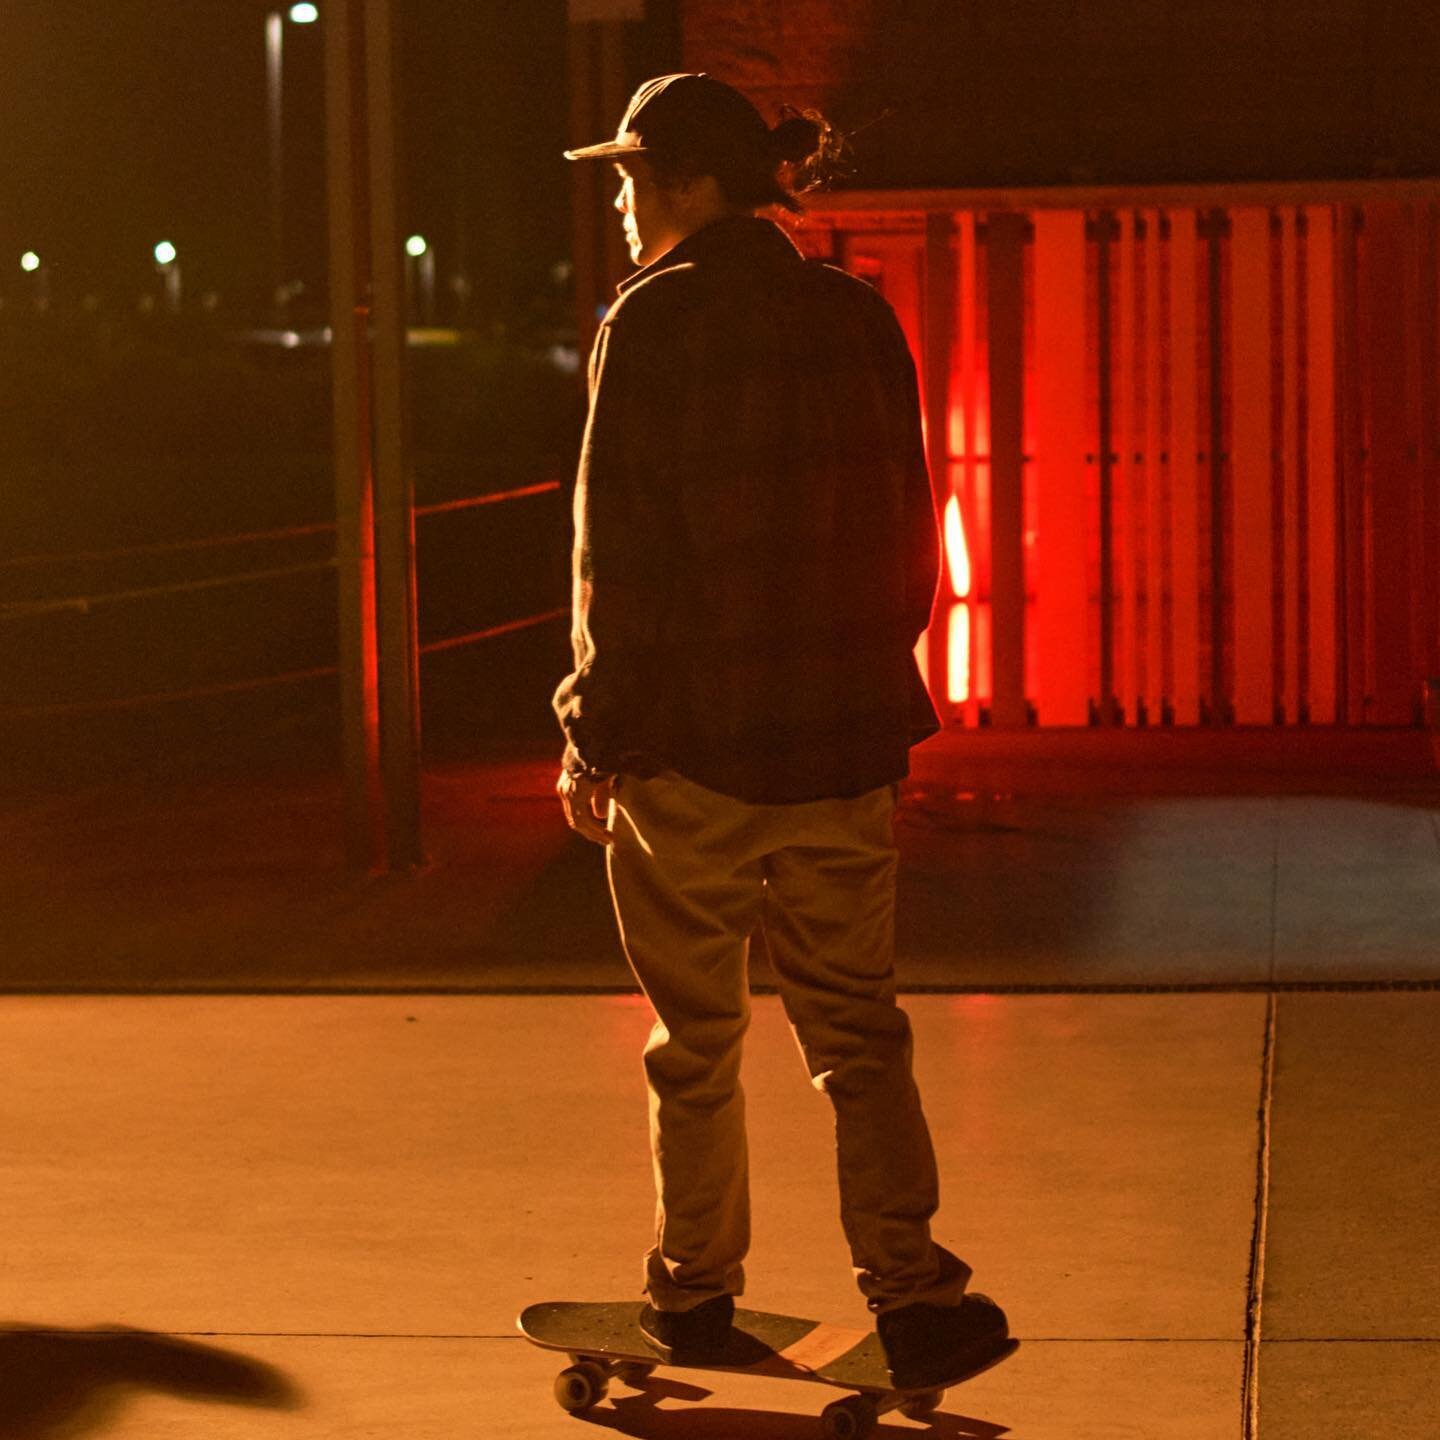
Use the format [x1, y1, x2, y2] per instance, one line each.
[820, 1394, 878, 1440]
[616, 1361, 656, 1386]
[554, 1362, 608, 1412]
[899, 1387, 945, 1418]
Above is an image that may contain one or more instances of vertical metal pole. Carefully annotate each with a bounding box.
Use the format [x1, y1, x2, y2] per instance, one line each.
[365, 0, 425, 869]
[1096, 211, 1120, 725]
[922, 213, 955, 715]
[419, 246, 436, 325]
[1362, 202, 1419, 725]
[163, 261, 183, 314]
[1420, 204, 1440, 690]
[1207, 207, 1229, 723]
[597, 22, 630, 292]
[325, 0, 385, 872]
[986, 210, 1028, 727]
[1033, 209, 1091, 725]
[567, 21, 600, 360]
[567, 13, 633, 358]
[266, 10, 285, 321]
[1336, 207, 1365, 724]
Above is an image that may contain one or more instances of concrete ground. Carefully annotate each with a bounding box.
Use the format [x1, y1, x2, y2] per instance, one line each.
[2, 728, 1437, 1438]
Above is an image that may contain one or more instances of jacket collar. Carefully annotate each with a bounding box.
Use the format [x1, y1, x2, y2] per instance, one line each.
[616, 214, 803, 295]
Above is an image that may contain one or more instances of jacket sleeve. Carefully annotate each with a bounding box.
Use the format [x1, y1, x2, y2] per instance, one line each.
[551, 315, 673, 780]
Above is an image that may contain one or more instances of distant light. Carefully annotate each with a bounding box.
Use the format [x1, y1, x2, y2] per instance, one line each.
[154, 240, 177, 266]
[289, 2, 319, 21]
[548, 343, 580, 376]
[281, 330, 300, 349]
[20, 251, 40, 273]
[405, 234, 428, 258]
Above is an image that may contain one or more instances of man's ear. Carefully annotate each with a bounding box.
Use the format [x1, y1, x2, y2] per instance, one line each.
[678, 171, 722, 211]
[668, 170, 700, 202]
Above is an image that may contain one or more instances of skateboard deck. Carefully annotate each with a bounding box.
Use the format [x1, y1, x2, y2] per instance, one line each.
[518, 1299, 1017, 1439]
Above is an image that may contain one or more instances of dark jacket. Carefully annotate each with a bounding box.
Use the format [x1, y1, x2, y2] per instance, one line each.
[552, 213, 941, 804]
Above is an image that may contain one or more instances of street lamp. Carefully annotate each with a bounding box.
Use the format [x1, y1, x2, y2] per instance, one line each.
[267, 5, 319, 320]
[20, 250, 49, 310]
[154, 240, 182, 313]
[405, 234, 436, 325]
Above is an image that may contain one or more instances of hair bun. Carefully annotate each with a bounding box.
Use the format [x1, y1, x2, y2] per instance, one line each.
[768, 114, 822, 165]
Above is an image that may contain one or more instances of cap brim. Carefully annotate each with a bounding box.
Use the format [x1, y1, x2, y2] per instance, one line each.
[563, 140, 649, 161]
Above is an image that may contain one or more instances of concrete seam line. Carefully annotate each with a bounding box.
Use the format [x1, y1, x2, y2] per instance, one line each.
[1242, 992, 1279, 1440]
[1, 983, 1440, 997]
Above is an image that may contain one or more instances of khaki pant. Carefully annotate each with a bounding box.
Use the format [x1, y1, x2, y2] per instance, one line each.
[606, 767, 970, 1316]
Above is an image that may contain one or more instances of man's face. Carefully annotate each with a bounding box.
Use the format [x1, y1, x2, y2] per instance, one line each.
[613, 158, 688, 267]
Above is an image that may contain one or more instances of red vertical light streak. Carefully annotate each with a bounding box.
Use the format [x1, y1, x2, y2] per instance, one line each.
[944, 491, 973, 703]
[1033, 209, 1089, 724]
[1230, 207, 1276, 724]
[945, 493, 972, 598]
[1169, 208, 1202, 724]
[1304, 205, 1338, 723]
[947, 602, 972, 703]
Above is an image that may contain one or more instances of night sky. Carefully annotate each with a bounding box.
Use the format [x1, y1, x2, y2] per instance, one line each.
[1, 0, 571, 320]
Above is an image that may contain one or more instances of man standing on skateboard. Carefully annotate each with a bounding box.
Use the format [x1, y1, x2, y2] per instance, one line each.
[554, 72, 1009, 1391]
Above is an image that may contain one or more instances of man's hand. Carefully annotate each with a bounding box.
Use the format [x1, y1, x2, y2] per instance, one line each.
[557, 769, 617, 846]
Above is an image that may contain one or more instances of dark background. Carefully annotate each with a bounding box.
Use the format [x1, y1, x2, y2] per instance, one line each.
[0, 1, 591, 788]
[684, 0, 1440, 189]
[0, 0, 572, 322]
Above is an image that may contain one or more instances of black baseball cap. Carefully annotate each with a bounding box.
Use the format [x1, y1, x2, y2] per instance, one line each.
[564, 72, 770, 165]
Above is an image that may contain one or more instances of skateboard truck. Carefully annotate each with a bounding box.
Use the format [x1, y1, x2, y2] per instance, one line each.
[553, 1354, 655, 1412]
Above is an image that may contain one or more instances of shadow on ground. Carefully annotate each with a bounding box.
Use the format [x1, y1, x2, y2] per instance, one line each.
[0, 1324, 303, 1440]
[574, 1372, 1011, 1438]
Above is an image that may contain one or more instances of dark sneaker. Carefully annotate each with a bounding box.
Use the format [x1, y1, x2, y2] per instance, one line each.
[638, 1295, 736, 1365]
[876, 1292, 1010, 1391]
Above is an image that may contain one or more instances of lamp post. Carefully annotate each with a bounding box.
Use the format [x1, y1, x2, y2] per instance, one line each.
[405, 234, 435, 325]
[267, 4, 319, 322]
[154, 240, 181, 313]
[21, 251, 49, 311]
[325, 0, 424, 871]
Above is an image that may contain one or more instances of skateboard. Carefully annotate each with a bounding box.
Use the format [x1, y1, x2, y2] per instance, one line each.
[517, 1299, 1018, 1440]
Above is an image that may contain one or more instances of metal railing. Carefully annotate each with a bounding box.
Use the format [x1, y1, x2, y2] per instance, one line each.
[0, 479, 565, 719]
